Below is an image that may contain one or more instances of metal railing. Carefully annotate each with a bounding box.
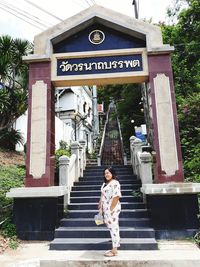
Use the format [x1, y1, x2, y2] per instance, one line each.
[97, 105, 110, 166]
[115, 106, 127, 165]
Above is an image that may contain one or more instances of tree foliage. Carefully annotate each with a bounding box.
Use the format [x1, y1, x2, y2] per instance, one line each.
[162, 0, 200, 182]
[162, 0, 200, 96]
[98, 84, 145, 151]
[178, 93, 200, 182]
[0, 35, 32, 130]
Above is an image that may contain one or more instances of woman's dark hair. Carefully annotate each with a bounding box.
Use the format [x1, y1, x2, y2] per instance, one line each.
[103, 166, 119, 184]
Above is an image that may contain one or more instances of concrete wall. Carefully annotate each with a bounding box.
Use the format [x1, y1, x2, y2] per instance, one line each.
[58, 91, 75, 112]
[14, 113, 73, 151]
[14, 111, 28, 151]
[55, 117, 73, 149]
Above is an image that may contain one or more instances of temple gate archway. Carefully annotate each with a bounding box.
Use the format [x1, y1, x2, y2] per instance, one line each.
[23, 5, 184, 187]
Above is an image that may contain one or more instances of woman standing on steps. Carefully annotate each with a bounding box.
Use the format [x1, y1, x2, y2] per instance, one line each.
[98, 166, 122, 257]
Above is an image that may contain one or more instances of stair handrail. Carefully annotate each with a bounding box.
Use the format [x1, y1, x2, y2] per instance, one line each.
[59, 153, 77, 206]
[130, 136, 153, 185]
[97, 105, 110, 166]
[116, 111, 127, 165]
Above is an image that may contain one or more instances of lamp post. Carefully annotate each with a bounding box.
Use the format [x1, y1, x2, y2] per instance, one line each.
[74, 112, 78, 141]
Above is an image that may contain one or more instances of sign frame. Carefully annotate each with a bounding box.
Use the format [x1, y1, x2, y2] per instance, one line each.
[51, 48, 148, 86]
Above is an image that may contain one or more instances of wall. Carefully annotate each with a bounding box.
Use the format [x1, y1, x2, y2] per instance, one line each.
[55, 116, 73, 148]
[14, 111, 28, 151]
[14, 113, 73, 151]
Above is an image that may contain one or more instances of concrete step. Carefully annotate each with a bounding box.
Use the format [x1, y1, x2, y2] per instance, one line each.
[50, 238, 158, 250]
[65, 209, 148, 218]
[70, 189, 133, 197]
[83, 173, 134, 177]
[54, 227, 156, 238]
[70, 195, 143, 203]
[85, 165, 133, 172]
[71, 184, 140, 191]
[60, 218, 150, 227]
[79, 175, 137, 181]
[74, 180, 141, 186]
[68, 202, 146, 210]
[83, 170, 133, 175]
[80, 174, 135, 178]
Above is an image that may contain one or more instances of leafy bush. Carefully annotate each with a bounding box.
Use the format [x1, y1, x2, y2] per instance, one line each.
[0, 165, 24, 222]
[132, 189, 142, 198]
[0, 128, 24, 151]
[1, 219, 17, 238]
[87, 150, 97, 159]
[54, 141, 71, 185]
[0, 219, 19, 250]
[59, 140, 70, 151]
[177, 93, 200, 182]
[55, 141, 71, 162]
[194, 231, 200, 247]
[8, 236, 19, 250]
[0, 164, 24, 249]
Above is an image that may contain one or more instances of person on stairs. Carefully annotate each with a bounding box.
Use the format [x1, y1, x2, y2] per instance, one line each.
[98, 166, 121, 257]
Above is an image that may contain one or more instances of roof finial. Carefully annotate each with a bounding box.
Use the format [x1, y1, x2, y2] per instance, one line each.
[132, 0, 139, 19]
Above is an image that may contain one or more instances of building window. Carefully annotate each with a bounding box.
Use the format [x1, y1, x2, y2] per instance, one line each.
[83, 102, 87, 113]
[88, 107, 91, 117]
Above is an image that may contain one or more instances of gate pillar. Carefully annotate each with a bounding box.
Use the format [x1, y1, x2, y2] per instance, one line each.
[148, 53, 184, 183]
[25, 61, 55, 187]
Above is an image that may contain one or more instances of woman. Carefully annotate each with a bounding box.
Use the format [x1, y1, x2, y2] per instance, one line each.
[98, 166, 121, 257]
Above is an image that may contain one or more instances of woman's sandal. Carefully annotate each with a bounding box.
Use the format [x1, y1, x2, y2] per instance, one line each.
[104, 250, 118, 257]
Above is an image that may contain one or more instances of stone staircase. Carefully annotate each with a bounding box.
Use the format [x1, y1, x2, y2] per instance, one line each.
[50, 165, 158, 250]
[101, 106, 124, 165]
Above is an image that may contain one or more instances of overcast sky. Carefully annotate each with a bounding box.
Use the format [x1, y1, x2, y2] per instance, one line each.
[0, 0, 175, 41]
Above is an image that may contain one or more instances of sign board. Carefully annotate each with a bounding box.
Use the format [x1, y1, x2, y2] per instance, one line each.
[57, 54, 143, 76]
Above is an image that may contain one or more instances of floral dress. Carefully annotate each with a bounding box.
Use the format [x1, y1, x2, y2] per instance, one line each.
[100, 179, 121, 248]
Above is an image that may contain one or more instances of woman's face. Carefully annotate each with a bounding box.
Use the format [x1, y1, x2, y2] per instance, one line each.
[104, 169, 113, 182]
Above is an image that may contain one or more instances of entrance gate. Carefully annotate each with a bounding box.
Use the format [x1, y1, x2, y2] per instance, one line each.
[7, 5, 200, 240]
[25, 5, 184, 186]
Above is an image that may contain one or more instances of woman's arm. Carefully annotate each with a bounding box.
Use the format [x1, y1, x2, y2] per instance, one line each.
[110, 196, 120, 212]
[98, 194, 103, 210]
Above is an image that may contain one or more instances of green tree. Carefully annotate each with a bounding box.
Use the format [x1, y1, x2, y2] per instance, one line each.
[162, 0, 200, 182]
[161, 0, 200, 97]
[0, 35, 32, 130]
[178, 93, 200, 182]
[98, 84, 144, 151]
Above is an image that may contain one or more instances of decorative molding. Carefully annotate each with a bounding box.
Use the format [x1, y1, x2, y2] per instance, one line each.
[34, 5, 164, 54]
[141, 183, 200, 195]
[30, 81, 47, 178]
[6, 186, 68, 198]
[153, 74, 178, 176]
[51, 48, 148, 86]
[52, 48, 147, 59]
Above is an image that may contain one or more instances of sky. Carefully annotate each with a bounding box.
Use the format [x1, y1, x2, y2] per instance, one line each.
[0, 0, 175, 41]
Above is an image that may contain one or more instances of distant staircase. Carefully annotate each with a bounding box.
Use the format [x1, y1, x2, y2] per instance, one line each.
[50, 165, 158, 250]
[101, 105, 124, 165]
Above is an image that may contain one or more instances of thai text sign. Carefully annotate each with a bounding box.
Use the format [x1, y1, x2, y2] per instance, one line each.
[57, 54, 143, 76]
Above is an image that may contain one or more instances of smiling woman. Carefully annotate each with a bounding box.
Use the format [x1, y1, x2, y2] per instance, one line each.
[98, 166, 122, 257]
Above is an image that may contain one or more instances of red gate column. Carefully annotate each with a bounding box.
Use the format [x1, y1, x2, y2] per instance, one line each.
[148, 53, 184, 183]
[25, 61, 55, 187]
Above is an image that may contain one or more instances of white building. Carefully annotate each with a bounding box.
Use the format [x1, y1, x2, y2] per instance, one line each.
[55, 86, 95, 153]
[14, 86, 98, 153]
